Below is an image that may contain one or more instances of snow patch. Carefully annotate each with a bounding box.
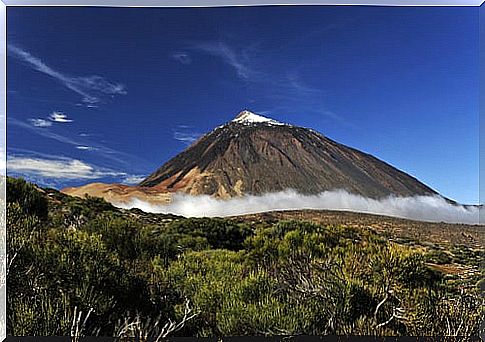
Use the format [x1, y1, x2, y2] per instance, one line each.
[232, 110, 285, 125]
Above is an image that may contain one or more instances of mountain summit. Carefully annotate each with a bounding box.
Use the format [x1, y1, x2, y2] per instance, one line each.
[231, 110, 285, 125]
[136, 110, 437, 199]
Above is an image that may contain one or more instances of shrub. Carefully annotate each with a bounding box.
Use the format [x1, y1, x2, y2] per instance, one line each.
[167, 218, 252, 250]
[7, 177, 48, 219]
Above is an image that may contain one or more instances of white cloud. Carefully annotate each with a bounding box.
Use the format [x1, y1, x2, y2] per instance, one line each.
[117, 189, 479, 224]
[192, 42, 256, 80]
[8, 44, 126, 104]
[173, 126, 202, 145]
[75, 146, 97, 151]
[173, 132, 201, 145]
[7, 154, 146, 190]
[49, 111, 73, 123]
[171, 52, 191, 65]
[29, 118, 52, 127]
[10, 118, 83, 146]
[121, 175, 146, 185]
[191, 42, 316, 96]
[28, 111, 72, 129]
[190, 41, 344, 124]
[9, 118, 142, 167]
[7, 155, 124, 180]
[286, 72, 320, 96]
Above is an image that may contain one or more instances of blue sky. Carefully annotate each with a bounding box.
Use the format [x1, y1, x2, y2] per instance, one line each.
[7, 6, 479, 204]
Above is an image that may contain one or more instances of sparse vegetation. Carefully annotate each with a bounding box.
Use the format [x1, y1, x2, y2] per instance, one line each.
[6, 177, 484, 337]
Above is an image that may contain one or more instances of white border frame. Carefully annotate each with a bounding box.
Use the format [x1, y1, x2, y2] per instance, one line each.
[1, 2, 482, 341]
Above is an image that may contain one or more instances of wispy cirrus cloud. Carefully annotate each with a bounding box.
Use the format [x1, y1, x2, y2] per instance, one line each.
[7, 154, 146, 188]
[191, 41, 258, 80]
[190, 41, 326, 108]
[173, 132, 201, 145]
[49, 111, 73, 123]
[9, 117, 144, 167]
[188, 41, 345, 124]
[29, 118, 52, 128]
[171, 52, 192, 65]
[285, 72, 320, 96]
[122, 175, 146, 185]
[173, 126, 202, 145]
[12, 118, 81, 146]
[29, 111, 73, 128]
[189, 41, 319, 96]
[75, 145, 98, 151]
[8, 44, 127, 105]
[7, 155, 124, 180]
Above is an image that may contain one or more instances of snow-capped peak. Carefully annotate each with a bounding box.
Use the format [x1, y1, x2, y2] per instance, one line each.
[232, 110, 284, 125]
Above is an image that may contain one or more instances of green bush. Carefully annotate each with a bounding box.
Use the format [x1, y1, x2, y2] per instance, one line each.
[7, 177, 48, 219]
[167, 218, 252, 250]
[6, 177, 483, 337]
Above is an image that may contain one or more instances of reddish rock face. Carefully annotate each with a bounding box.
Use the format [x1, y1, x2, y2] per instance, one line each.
[138, 111, 438, 199]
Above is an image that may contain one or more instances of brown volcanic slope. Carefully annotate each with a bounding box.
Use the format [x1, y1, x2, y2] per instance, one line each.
[63, 110, 439, 204]
[138, 110, 438, 199]
[61, 182, 172, 205]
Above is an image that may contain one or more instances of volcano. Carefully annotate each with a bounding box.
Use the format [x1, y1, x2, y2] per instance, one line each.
[63, 110, 439, 203]
[138, 110, 437, 199]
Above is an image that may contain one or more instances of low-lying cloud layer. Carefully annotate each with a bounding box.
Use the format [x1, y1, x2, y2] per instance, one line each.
[117, 189, 480, 224]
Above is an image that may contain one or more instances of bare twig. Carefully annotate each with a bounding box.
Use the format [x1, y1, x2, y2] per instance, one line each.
[70, 306, 94, 342]
[115, 298, 198, 341]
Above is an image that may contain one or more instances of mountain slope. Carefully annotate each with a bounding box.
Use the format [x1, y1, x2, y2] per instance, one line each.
[138, 110, 437, 199]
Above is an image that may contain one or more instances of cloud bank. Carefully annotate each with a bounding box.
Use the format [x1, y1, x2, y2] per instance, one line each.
[117, 189, 479, 224]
